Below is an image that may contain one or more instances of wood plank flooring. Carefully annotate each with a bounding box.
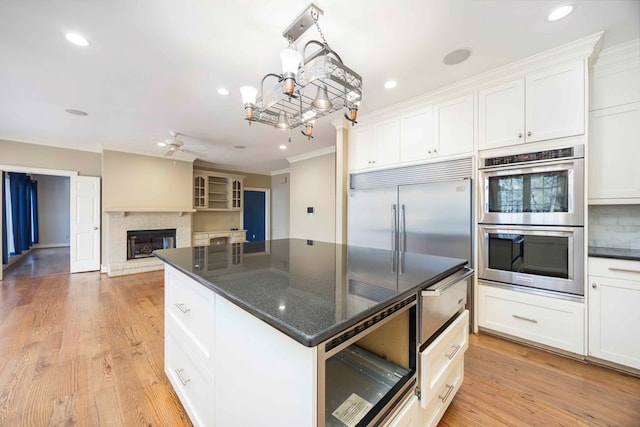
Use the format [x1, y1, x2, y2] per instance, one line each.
[1, 248, 639, 426]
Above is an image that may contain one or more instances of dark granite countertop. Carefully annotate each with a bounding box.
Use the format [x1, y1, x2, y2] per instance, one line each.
[154, 239, 467, 347]
[588, 246, 640, 262]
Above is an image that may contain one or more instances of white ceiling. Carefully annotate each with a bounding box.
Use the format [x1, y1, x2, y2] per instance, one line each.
[1, 0, 638, 173]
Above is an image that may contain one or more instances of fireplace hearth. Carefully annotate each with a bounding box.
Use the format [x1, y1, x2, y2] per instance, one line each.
[127, 228, 176, 260]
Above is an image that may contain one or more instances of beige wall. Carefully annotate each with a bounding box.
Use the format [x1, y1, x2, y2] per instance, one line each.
[1, 139, 101, 176]
[289, 153, 336, 243]
[102, 150, 192, 210]
[32, 174, 70, 246]
[271, 173, 290, 239]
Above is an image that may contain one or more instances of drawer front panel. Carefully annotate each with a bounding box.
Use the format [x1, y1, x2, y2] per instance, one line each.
[478, 284, 584, 354]
[589, 257, 640, 282]
[420, 310, 468, 408]
[166, 266, 214, 359]
[423, 359, 464, 427]
[165, 330, 213, 427]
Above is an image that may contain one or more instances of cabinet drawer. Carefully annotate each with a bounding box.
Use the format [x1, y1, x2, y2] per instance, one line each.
[422, 358, 464, 427]
[165, 330, 213, 427]
[589, 257, 640, 281]
[385, 395, 419, 427]
[420, 310, 468, 408]
[165, 266, 214, 359]
[478, 284, 584, 354]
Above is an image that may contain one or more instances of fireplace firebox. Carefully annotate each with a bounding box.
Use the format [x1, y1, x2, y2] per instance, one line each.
[127, 229, 176, 260]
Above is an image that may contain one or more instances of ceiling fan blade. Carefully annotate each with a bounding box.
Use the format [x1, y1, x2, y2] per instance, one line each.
[164, 150, 175, 157]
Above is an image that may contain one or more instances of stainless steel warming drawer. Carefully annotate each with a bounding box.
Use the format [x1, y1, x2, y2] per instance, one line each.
[420, 266, 473, 346]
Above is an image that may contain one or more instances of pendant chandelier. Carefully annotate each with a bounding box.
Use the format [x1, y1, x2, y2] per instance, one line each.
[240, 3, 362, 139]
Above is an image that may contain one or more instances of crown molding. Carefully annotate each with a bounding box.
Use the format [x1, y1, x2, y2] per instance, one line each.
[270, 168, 291, 176]
[591, 38, 640, 70]
[287, 145, 336, 164]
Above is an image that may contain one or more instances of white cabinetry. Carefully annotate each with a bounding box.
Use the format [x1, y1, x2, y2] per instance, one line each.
[385, 395, 420, 427]
[193, 170, 244, 211]
[433, 93, 475, 157]
[420, 310, 469, 427]
[588, 257, 640, 370]
[164, 266, 215, 427]
[478, 61, 585, 150]
[589, 103, 640, 203]
[192, 230, 246, 246]
[400, 107, 433, 163]
[478, 284, 585, 355]
[349, 117, 400, 171]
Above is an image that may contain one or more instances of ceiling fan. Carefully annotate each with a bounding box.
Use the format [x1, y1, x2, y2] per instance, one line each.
[157, 131, 198, 157]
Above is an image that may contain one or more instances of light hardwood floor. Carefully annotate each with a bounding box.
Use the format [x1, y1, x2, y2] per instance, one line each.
[1, 248, 639, 426]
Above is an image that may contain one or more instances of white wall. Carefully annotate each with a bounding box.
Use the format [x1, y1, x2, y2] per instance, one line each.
[271, 172, 290, 239]
[32, 174, 70, 246]
[289, 153, 335, 243]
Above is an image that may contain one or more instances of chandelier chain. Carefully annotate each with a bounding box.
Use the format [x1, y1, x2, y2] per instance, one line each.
[311, 8, 329, 47]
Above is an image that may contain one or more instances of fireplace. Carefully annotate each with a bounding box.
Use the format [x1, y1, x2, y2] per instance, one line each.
[127, 228, 176, 260]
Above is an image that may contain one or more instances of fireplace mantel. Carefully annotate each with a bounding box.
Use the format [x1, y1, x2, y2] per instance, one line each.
[105, 208, 196, 217]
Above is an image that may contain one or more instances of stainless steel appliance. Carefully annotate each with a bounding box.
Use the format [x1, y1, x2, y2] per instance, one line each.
[477, 145, 585, 297]
[348, 166, 472, 266]
[478, 145, 584, 226]
[420, 266, 474, 347]
[478, 224, 584, 296]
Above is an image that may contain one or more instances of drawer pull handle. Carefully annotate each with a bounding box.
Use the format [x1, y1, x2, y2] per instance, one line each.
[512, 314, 538, 324]
[609, 267, 640, 274]
[445, 344, 461, 360]
[175, 303, 190, 314]
[175, 368, 191, 386]
[438, 383, 455, 403]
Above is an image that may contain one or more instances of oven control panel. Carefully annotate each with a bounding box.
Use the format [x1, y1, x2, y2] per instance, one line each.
[482, 146, 579, 168]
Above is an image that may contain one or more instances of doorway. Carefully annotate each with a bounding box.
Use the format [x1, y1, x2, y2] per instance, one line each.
[243, 188, 270, 242]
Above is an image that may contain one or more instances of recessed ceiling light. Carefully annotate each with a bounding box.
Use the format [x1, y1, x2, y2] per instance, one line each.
[548, 4, 575, 21]
[217, 88, 230, 96]
[279, 145, 287, 150]
[65, 33, 90, 47]
[384, 80, 397, 89]
[65, 109, 88, 116]
[157, 142, 167, 147]
[443, 48, 472, 65]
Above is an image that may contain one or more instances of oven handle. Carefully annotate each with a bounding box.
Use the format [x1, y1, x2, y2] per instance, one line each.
[422, 267, 474, 297]
[479, 224, 579, 236]
[479, 160, 579, 175]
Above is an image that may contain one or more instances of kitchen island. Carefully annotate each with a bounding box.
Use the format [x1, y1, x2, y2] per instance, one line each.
[154, 239, 469, 427]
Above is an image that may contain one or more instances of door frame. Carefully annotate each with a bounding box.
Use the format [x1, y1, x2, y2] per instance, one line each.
[243, 187, 270, 241]
[0, 165, 80, 280]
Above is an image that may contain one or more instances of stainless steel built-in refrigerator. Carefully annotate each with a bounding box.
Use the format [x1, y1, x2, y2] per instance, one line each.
[347, 179, 472, 289]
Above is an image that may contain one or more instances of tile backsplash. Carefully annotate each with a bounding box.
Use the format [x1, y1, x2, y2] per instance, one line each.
[589, 205, 640, 249]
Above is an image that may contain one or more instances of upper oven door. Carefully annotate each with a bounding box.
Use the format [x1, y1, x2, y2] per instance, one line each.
[479, 158, 584, 226]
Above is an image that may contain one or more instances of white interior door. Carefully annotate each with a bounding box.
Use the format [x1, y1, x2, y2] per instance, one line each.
[70, 176, 100, 273]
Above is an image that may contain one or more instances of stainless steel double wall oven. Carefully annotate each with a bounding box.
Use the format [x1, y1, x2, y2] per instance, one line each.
[478, 145, 585, 297]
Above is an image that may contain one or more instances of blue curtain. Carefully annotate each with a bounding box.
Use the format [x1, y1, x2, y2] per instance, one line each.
[2, 171, 7, 265]
[8, 172, 35, 255]
[30, 180, 39, 244]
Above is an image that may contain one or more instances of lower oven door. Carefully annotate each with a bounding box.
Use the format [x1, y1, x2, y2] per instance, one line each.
[478, 224, 584, 296]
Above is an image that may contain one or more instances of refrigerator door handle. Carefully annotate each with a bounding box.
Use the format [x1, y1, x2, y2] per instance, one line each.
[391, 204, 397, 273]
[399, 204, 406, 274]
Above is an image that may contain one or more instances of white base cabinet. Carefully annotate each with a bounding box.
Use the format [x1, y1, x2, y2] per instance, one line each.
[478, 284, 585, 355]
[588, 257, 640, 370]
[385, 310, 468, 427]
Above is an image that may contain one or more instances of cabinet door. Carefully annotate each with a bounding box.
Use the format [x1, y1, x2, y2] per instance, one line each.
[349, 126, 374, 171]
[525, 60, 585, 143]
[194, 174, 207, 208]
[589, 102, 640, 202]
[589, 275, 640, 369]
[478, 78, 525, 150]
[434, 93, 474, 157]
[374, 117, 401, 167]
[400, 107, 433, 163]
